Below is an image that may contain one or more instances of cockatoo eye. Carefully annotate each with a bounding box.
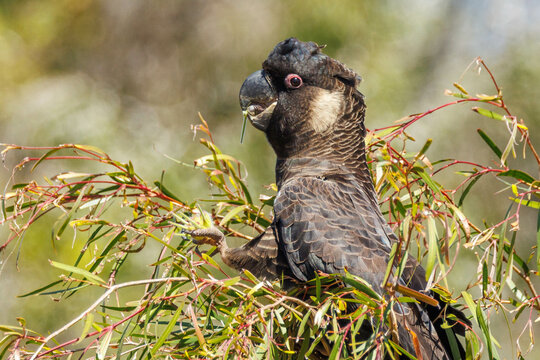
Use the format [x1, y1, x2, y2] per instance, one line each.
[284, 74, 303, 89]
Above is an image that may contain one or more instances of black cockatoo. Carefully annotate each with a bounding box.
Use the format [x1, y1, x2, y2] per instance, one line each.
[191, 38, 468, 359]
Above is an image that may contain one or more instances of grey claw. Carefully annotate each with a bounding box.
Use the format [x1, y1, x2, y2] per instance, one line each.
[186, 227, 225, 246]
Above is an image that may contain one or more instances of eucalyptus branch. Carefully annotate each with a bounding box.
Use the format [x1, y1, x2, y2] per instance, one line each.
[1, 60, 538, 359]
[30, 277, 188, 360]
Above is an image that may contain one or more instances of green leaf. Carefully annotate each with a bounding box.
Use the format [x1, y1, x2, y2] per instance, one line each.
[537, 209, 540, 268]
[416, 138, 432, 160]
[500, 232, 516, 299]
[509, 197, 540, 209]
[461, 291, 476, 321]
[315, 272, 321, 303]
[393, 198, 407, 217]
[342, 272, 380, 300]
[328, 333, 344, 360]
[238, 179, 253, 205]
[497, 169, 536, 184]
[151, 303, 184, 355]
[375, 125, 401, 137]
[77, 313, 94, 344]
[458, 174, 481, 207]
[154, 180, 182, 202]
[382, 243, 399, 288]
[506, 277, 528, 305]
[446, 90, 469, 99]
[219, 205, 247, 226]
[503, 242, 529, 275]
[115, 317, 134, 359]
[297, 312, 311, 339]
[476, 302, 495, 360]
[477, 129, 502, 159]
[443, 327, 462, 360]
[222, 276, 241, 287]
[247, 281, 265, 297]
[448, 203, 471, 239]
[386, 339, 416, 360]
[18, 280, 63, 298]
[201, 252, 220, 268]
[0, 337, 17, 360]
[415, 168, 441, 195]
[240, 110, 248, 143]
[49, 260, 106, 285]
[96, 329, 113, 359]
[425, 217, 439, 282]
[453, 82, 469, 95]
[243, 269, 258, 283]
[296, 325, 311, 359]
[89, 230, 125, 272]
[465, 330, 480, 360]
[101, 305, 137, 312]
[57, 184, 90, 239]
[482, 261, 488, 296]
[30, 147, 61, 171]
[472, 107, 504, 121]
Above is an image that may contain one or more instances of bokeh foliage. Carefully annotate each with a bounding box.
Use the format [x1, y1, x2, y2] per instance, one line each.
[1, 59, 539, 359]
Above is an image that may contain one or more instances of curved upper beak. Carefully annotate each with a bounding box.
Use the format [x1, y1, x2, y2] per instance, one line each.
[239, 70, 277, 131]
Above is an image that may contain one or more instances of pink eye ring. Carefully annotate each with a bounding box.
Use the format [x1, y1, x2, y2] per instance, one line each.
[284, 74, 303, 89]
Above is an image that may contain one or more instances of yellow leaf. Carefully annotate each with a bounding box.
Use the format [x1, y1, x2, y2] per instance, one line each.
[53, 172, 92, 180]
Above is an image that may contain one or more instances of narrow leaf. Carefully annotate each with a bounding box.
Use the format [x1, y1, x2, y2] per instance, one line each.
[314, 300, 331, 327]
[89, 230, 124, 272]
[18, 280, 63, 298]
[416, 168, 441, 195]
[49, 260, 105, 284]
[74, 144, 108, 158]
[482, 261, 488, 296]
[342, 272, 380, 300]
[240, 111, 248, 143]
[315, 272, 321, 302]
[448, 203, 471, 239]
[96, 329, 113, 359]
[77, 313, 94, 344]
[381, 243, 398, 288]
[461, 291, 476, 321]
[458, 174, 481, 207]
[537, 209, 540, 268]
[418, 138, 433, 158]
[472, 107, 504, 121]
[219, 205, 247, 226]
[477, 129, 502, 159]
[392, 284, 439, 307]
[328, 333, 344, 360]
[425, 217, 439, 282]
[30, 148, 61, 171]
[154, 181, 182, 202]
[151, 303, 184, 355]
[476, 303, 494, 359]
[501, 122, 518, 164]
[297, 312, 311, 338]
[509, 197, 540, 209]
[497, 169, 536, 184]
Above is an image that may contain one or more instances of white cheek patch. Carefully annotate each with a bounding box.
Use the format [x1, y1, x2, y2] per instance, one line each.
[309, 89, 343, 132]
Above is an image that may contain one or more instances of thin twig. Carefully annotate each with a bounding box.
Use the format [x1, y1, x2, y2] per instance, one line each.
[30, 277, 188, 360]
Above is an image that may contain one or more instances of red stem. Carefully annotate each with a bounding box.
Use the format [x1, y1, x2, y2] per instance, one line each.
[35, 306, 146, 358]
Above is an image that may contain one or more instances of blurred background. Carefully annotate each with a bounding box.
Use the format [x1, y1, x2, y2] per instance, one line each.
[1, 0, 539, 358]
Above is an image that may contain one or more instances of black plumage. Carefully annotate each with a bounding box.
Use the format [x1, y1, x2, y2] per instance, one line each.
[192, 38, 469, 359]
